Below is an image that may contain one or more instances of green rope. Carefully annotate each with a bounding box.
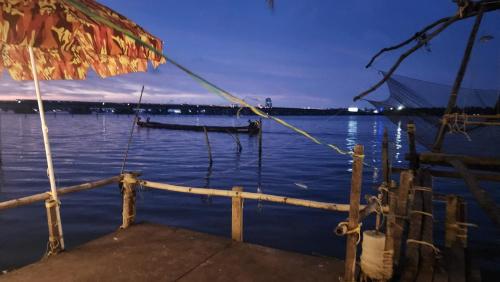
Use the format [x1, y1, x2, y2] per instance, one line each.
[65, 0, 364, 159]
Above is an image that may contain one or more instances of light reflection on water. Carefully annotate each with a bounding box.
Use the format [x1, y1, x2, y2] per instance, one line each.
[0, 113, 497, 276]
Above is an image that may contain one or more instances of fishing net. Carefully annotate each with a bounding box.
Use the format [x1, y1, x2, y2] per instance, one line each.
[367, 73, 500, 158]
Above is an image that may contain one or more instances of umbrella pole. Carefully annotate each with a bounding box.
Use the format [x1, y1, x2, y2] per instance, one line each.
[28, 47, 65, 250]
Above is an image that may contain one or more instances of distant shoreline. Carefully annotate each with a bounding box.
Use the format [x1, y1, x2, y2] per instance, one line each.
[0, 99, 378, 116]
[1, 100, 495, 116]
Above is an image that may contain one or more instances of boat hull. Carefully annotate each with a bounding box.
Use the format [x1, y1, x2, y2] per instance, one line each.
[137, 121, 259, 135]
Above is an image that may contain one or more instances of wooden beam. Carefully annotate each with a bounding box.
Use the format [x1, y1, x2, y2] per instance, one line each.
[417, 152, 500, 171]
[344, 145, 364, 282]
[448, 159, 500, 226]
[392, 166, 500, 182]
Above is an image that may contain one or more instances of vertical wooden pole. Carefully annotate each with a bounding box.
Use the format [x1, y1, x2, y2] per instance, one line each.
[433, 6, 485, 152]
[401, 189, 423, 281]
[416, 170, 435, 282]
[344, 144, 364, 282]
[258, 118, 263, 168]
[203, 127, 213, 165]
[393, 170, 412, 265]
[45, 198, 63, 255]
[407, 121, 418, 170]
[457, 198, 467, 248]
[231, 186, 244, 242]
[382, 127, 390, 185]
[121, 173, 137, 229]
[445, 195, 458, 248]
[383, 181, 397, 280]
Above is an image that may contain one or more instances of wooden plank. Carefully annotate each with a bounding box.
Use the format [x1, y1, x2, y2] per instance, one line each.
[445, 195, 458, 247]
[393, 171, 412, 266]
[449, 159, 500, 226]
[343, 145, 364, 282]
[231, 186, 244, 242]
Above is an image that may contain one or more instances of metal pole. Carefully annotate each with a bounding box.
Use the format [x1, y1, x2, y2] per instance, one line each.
[28, 46, 65, 249]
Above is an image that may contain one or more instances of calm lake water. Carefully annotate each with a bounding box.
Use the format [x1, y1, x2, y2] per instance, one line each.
[0, 114, 498, 277]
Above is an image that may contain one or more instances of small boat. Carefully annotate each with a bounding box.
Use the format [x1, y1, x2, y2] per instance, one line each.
[137, 119, 261, 135]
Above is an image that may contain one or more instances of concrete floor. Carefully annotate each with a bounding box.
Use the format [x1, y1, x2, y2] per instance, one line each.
[0, 223, 344, 281]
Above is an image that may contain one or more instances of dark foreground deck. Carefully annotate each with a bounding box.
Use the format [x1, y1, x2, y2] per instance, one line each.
[0, 223, 343, 282]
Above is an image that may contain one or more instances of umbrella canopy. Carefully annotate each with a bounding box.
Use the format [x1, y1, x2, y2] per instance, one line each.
[0, 0, 165, 80]
[0, 0, 166, 253]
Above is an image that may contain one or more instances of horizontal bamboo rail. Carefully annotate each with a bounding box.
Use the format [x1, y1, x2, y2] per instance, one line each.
[0, 176, 121, 211]
[140, 180, 363, 212]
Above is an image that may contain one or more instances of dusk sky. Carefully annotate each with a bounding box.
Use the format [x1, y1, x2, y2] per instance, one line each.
[0, 0, 498, 108]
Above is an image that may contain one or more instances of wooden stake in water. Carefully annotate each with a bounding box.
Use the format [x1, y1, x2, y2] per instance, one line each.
[344, 144, 364, 282]
[258, 118, 263, 168]
[204, 127, 213, 165]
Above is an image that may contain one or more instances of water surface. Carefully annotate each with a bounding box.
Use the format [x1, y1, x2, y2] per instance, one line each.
[0, 114, 498, 278]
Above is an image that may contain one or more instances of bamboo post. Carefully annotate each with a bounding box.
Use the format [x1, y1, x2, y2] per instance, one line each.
[393, 170, 412, 265]
[231, 186, 244, 242]
[28, 46, 65, 250]
[344, 144, 364, 282]
[45, 198, 63, 255]
[121, 173, 137, 229]
[433, 6, 485, 152]
[203, 127, 213, 166]
[407, 121, 418, 170]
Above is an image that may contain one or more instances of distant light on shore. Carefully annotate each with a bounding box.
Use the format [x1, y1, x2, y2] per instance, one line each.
[348, 107, 359, 113]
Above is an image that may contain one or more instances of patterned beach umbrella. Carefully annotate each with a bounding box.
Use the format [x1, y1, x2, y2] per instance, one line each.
[0, 0, 166, 250]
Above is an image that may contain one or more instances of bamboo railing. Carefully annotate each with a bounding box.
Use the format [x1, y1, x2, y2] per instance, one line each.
[0, 144, 388, 281]
[139, 180, 358, 212]
[0, 176, 121, 211]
